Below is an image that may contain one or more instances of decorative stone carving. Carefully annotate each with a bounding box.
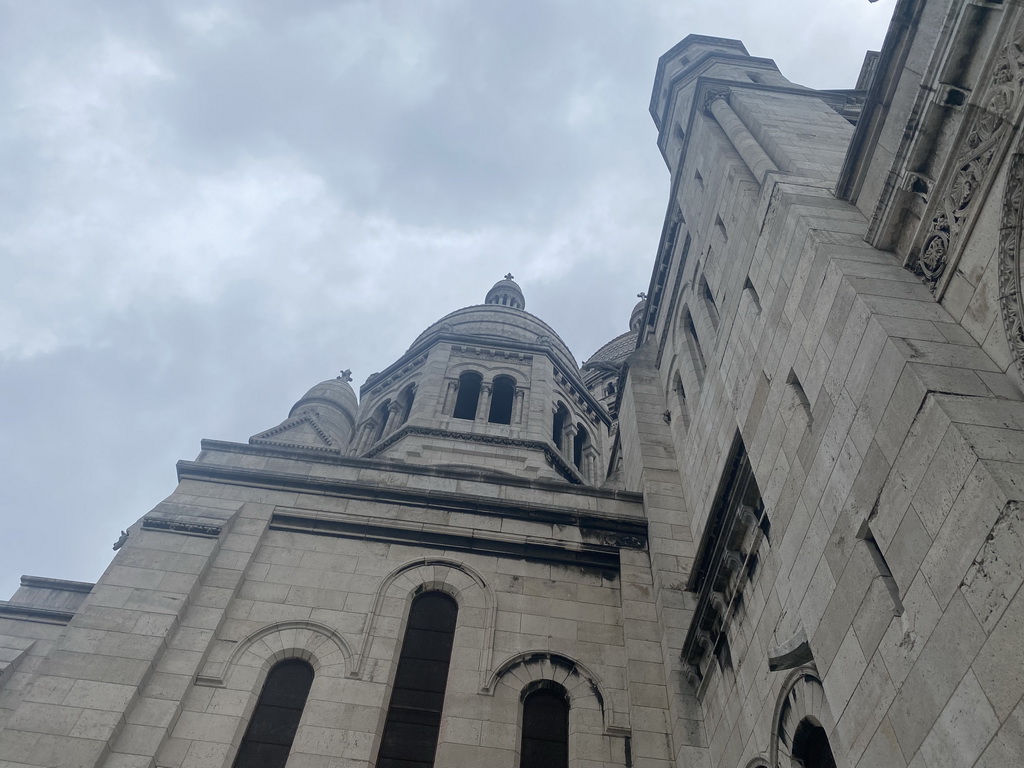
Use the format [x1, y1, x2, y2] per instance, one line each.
[912, 17, 1024, 289]
[999, 152, 1024, 379]
[702, 87, 731, 115]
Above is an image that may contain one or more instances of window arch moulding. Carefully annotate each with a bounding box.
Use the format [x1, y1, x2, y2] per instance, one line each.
[483, 650, 630, 737]
[351, 557, 496, 690]
[196, 619, 353, 688]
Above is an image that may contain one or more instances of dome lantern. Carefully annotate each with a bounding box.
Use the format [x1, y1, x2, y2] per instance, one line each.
[485, 273, 526, 310]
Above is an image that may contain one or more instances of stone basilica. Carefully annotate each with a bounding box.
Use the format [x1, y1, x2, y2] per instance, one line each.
[3, 1, 1024, 767]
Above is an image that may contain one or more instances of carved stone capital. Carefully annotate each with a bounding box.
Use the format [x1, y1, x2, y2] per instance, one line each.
[702, 87, 731, 116]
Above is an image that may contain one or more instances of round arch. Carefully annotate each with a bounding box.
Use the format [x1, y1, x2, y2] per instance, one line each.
[351, 557, 496, 690]
[769, 667, 837, 768]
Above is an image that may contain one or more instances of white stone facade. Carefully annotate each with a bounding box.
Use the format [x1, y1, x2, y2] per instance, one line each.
[2, 2, 1024, 768]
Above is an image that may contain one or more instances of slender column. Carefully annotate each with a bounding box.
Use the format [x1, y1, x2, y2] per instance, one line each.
[476, 383, 493, 421]
[354, 423, 374, 453]
[513, 388, 525, 424]
[441, 380, 457, 416]
[704, 89, 778, 184]
[563, 423, 577, 462]
[382, 401, 403, 439]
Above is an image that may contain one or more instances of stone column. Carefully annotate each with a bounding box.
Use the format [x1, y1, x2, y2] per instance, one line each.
[382, 401, 403, 439]
[563, 423, 577, 462]
[441, 380, 457, 416]
[704, 89, 778, 184]
[513, 388, 525, 424]
[476, 383, 492, 421]
[353, 423, 374, 453]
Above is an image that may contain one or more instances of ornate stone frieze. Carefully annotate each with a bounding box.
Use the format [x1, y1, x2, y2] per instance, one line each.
[450, 345, 533, 363]
[999, 152, 1024, 379]
[910, 16, 1024, 291]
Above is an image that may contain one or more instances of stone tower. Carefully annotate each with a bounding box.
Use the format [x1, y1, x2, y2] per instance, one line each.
[3, 3, 1024, 768]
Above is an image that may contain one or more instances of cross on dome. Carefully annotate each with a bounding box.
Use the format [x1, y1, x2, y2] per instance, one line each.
[504, 273, 515, 281]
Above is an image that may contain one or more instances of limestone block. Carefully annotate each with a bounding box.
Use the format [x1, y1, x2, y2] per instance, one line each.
[886, 591, 985, 759]
[972, 576, 1024, 721]
[906, 670, 998, 768]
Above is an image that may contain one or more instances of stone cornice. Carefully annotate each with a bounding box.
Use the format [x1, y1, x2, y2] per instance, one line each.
[270, 509, 641, 571]
[176, 458, 647, 537]
[0, 603, 76, 625]
[196, 439, 643, 503]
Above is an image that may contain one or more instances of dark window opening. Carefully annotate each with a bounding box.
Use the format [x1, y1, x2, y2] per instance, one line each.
[673, 372, 691, 429]
[373, 400, 392, 443]
[398, 385, 415, 426]
[573, 423, 589, 470]
[377, 592, 458, 768]
[453, 372, 482, 420]
[488, 376, 516, 425]
[520, 687, 569, 768]
[791, 719, 838, 768]
[604, 382, 616, 397]
[552, 403, 569, 450]
[233, 659, 314, 768]
[683, 310, 706, 382]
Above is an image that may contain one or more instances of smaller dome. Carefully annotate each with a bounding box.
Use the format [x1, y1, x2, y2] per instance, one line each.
[290, 375, 358, 418]
[629, 295, 648, 331]
[485, 273, 526, 310]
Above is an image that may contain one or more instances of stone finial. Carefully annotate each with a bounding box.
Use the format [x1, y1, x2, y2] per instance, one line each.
[637, 292, 647, 300]
[504, 272, 514, 281]
[339, 369, 353, 383]
[112, 530, 128, 550]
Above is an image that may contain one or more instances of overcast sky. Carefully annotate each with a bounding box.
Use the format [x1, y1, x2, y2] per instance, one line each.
[0, 1, 894, 599]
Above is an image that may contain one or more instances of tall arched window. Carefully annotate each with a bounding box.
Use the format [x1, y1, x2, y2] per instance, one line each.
[397, 384, 416, 426]
[573, 423, 589, 470]
[377, 592, 458, 768]
[372, 400, 392, 443]
[233, 659, 314, 768]
[520, 686, 569, 768]
[682, 309, 706, 386]
[673, 371, 691, 430]
[453, 372, 483, 420]
[488, 376, 516, 424]
[552, 403, 570, 450]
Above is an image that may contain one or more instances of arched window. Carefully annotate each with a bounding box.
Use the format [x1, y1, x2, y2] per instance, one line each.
[552, 403, 570, 450]
[488, 376, 516, 424]
[397, 384, 416, 426]
[573, 423, 589, 470]
[791, 719, 837, 768]
[377, 592, 458, 768]
[373, 399, 392, 443]
[520, 686, 569, 768]
[453, 372, 483, 420]
[233, 659, 314, 768]
[682, 308, 706, 386]
[673, 371, 691, 430]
